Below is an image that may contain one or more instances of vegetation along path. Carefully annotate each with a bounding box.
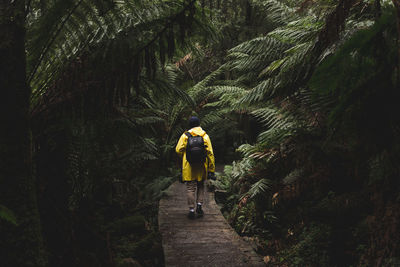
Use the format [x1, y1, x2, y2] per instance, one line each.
[159, 181, 265, 266]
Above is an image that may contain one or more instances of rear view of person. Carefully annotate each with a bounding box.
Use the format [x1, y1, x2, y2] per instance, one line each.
[175, 116, 215, 219]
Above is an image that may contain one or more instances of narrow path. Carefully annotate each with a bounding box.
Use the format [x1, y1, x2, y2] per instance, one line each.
[158, 181, 265, 266]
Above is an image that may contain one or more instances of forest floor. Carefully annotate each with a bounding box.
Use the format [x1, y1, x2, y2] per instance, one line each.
[158, 180, 265, 266]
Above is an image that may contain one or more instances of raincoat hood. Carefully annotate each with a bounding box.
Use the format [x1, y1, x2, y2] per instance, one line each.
[188, 126, 206, 137]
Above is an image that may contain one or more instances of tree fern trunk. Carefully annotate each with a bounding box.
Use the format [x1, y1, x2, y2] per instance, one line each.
[0, 1, 46, 266]
[393, 0, 400, 84]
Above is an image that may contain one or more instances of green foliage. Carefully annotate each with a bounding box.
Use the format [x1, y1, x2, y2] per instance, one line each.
[279, 223, 332, 267]
[191, 0, 400, 265]
[368, 151, 398, 185]
[245, 178, 272, 200]
[233, 201, 258, 235]
[108, 215, 146, 235]
[26, 1, 216, 265]
[143, 176, 175, 201]
[27, 0, 216, 106]
[0, 205, 17, 225]
[309, 11, 398, 131]
[21, 0, 400, 265]
[114, 232, 163, 262]
[383, 258, 400, 267]
[282, 168, 304, 185]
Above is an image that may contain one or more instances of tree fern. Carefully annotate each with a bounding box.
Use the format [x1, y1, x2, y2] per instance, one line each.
[309, 11, 398, 131]
[28, 0, 213, 108]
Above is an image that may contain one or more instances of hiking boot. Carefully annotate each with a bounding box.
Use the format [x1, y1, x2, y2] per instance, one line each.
[188, 210, 195, 219]
[196, 204, 204, 217]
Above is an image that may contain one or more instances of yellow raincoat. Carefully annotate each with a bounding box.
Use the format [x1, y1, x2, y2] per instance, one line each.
[175, 127, 215, 182]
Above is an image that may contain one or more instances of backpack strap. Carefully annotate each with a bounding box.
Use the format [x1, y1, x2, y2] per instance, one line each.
[185, 132, 192, 138]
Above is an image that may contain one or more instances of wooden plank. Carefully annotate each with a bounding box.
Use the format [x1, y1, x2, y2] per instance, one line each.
[158, 182, 265, 266]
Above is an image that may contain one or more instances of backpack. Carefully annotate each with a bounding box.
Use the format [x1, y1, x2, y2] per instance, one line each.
[185, 132, 206, 164]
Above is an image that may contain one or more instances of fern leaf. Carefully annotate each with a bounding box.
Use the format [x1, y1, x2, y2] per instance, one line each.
[0, 205, 17, 225]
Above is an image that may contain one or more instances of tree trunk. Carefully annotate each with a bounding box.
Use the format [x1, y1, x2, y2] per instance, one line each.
[0, 1, 46, 266]
[393, 0, 400, 84]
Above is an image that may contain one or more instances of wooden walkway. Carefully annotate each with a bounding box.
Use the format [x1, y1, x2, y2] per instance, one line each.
[158, 181, 265, 267]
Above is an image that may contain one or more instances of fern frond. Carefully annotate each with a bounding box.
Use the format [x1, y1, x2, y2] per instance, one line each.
[189, 64, 227, 103]
[251, 0, 298, 25]
[229, 36, 288, 60]
[243, 178, 272, 199]
[29, 0, 212, 108]
[144, 176, 174, 201]
[238, 78, 277, 104]
[0, 205, 18, 225]
[282, 168, 304, 185]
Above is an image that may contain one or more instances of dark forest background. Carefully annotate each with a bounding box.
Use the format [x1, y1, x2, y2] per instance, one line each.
[1, 0, 400, 266]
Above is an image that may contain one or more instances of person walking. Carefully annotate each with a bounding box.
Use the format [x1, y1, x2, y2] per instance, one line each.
[175, 116, 215, 219]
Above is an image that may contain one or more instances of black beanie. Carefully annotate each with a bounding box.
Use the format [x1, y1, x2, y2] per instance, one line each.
[188, 116, 200, 128]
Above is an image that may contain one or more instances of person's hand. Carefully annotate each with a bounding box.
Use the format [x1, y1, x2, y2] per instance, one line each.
[208, 172, 216, 180]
